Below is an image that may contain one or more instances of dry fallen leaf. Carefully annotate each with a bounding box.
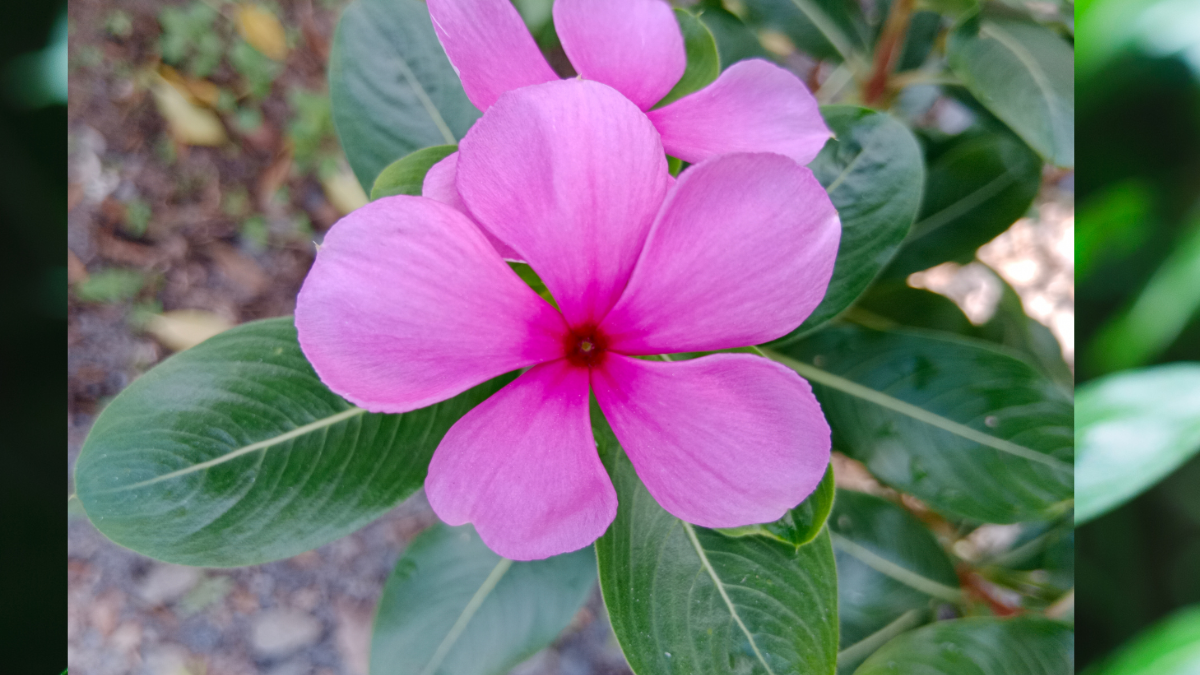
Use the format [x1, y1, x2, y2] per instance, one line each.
[149, 72, 227, 146]
[157, 65, 222, 108]
[144, 310, 235, 352]
[236, 4, 289, 61]
[321, 163, 368, 216]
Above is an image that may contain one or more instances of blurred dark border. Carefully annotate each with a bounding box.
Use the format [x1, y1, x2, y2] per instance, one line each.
[0, 0, 67, 669]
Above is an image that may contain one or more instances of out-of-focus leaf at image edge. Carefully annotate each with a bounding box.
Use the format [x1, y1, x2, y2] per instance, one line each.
[1084, 606, 1200, 675]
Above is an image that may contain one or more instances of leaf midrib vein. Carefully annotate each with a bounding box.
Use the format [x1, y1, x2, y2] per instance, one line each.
[419, 557, 514, 675]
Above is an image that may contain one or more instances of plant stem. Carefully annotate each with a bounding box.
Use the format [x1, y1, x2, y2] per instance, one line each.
[863, 0, 916, 106]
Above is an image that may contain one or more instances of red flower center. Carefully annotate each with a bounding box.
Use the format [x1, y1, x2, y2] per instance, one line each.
[563, 325, 609, 368]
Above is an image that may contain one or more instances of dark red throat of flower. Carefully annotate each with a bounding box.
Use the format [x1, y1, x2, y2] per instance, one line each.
[564, 326, 608, 368]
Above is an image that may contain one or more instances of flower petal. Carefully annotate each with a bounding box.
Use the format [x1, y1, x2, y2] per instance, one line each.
[647, 59, 831, 164]
[592, 353, 830, 528]
[423, 152, 522, 260]
[457, 79, 670, 327]
[553, 0, 686, 110]
[295, 196, 567, 413]
[601, 152, 840, 354]
[426, 359, 617, 560]
[427, 0, 558, 110]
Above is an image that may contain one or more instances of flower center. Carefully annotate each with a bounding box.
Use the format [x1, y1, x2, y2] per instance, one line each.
[564, 325, 608, 368]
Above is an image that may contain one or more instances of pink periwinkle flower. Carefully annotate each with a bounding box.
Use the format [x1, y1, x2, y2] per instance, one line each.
[296, 80, 840, 560]
[420, 0, 832, 259]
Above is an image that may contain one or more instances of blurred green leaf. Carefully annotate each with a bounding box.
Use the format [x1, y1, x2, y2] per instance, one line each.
[740, 0, 865, 63]
[330, 0, 480, 190]
[74, 268, 146, 304]
[854, 616, 1074, 674]
[948, 18, 1074, 167]
[885, 130, 1042, 279]
[1086, 606, 1200, 675]
[1075, 363, 1200, 525]
[594, 406, 839, 675]
[74, 318, 511, 566]
[694, 0, 771, 68]
[1087, 215, 1200, 373]
[370, 144, 457, 200]
[831, 490, 959, 674]
[978, 267, 1074, 392]
[1076, 180, 1154, 282]
[370, 523, 596, 675]
[655, 9, 720, 107]
[771, 326, 1074, 523]
[785, 106, 924, 338]
[718, 463, 835, 548]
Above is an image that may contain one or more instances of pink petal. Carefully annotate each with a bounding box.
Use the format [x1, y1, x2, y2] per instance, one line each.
[647, 59, 832, 164]
[426, 359, 617, 560]
[295, 196, 567, 413]
[427, 0, 558, 111]
[457, 79, 670, 328]
[592, 353, 830, 528]
[553, 0, 686, 110]
[600, 153, 840, 354]
[423, 153, 522, 260]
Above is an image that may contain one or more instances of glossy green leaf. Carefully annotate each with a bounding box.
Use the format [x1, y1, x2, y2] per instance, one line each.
[370, 144, 457, 201]
[830, 490, 961, 675]
[770, 326, 1074, 523]
[854, 616, 1074, 675]
[330, 0, 480, 190]
[947, 18, 1074, 167]
[1087, 606, 1200, 675]
[850, 282, 977, 337]
[370, 523, 596, 675]
[73, 318, 508, 567]
[593, 407, 839, 675]
[977, 268, 1074, 392]
[784, 106, 923, 339]
[655, 9, 720, 108]
[740, 0, 865, 63]
[1075, 363, 1200, 526]
[694, 0, 771, 68]
[718, 463, 835, 548]
[885, 130, 1042, 279]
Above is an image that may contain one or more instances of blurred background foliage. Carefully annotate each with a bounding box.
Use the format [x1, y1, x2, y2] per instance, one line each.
[1076, 0, 1200, 671]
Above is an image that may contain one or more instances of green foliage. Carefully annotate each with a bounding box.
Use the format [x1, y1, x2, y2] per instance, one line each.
[74, 268, 146, 304]
[854, 616, 1075, 674]
[786, 106, 924, 338]
[654, 9, 721, 108]
[1075, 364, 1200, 525]
[594, 406, 839, 675]
[1086, 607, 1200, 675]
[73, 318, 512, 566]
[718, 463, 835, 548]
[158, 3, 223, 78]
[229, 39, 282, 99]
[371, 523, 596, 675]
[370, 145, 458, 200]
[287, 88, 337, 171]
[329, 0, 480, 190]
[122, 199, 153, 238]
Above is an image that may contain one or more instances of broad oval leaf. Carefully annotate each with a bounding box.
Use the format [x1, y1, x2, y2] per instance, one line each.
[770, 326, 1074, 523]
[370, 144, 458, 201]
[1088, 606, 1200, 675]
[854, 616, 1074, 675]
[655, 8, 720, 108]
[718, 463, 835, 549]
[73, 318, 508, 567]
[830, 490, 960, 674]
[947, 18, 1074, 168]
[785, 106, 924, 339]
[1075, 363, 1200, 525]
[330, 0, 480, 190]
[593, 407, 839, 675]
[370, 523, 596, 675]
[885, 130, 1042, 279]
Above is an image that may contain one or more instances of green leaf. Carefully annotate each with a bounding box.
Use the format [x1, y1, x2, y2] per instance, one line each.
[830, 490, 960, 674]
[655, 9, 720, 108]
[947, 18, 1074, 167]
[73, 318, 509, 567]
[854, 616, 1074, 675]
[330, 0, 480, 190]
[770, 326, 1074, 523]
[1075, 363, 1200, 526]
[694, 0, 771, 68]
[740, 0, 865, 63]
[718, 463, 835, 548]
[977, 267, 1073, 392]
[74, 268, 146, 304]
[370, 144, 458, 200]
[1087, 606, 1200, 675]
[885, 130, 1042, 279]
[370, 523, 596, 675]
[784, 106, 924, 339]
[593, 406, 839, 675]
